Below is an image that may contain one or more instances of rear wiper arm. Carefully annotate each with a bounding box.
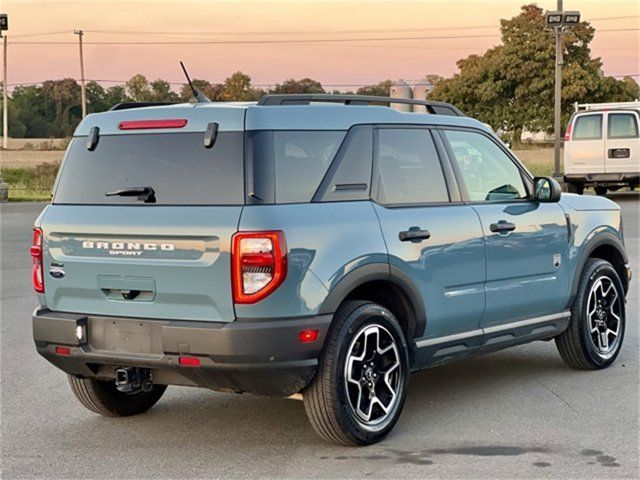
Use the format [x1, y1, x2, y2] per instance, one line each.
[105, 186, 156, 203]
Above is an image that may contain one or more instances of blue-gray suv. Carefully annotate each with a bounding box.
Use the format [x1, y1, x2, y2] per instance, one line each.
[32, 94, 631, 445]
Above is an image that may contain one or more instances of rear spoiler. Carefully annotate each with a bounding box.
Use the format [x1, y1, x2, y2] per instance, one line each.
[110, 102, 178, 111]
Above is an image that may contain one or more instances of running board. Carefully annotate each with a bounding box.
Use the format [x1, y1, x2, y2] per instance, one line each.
[412, 311, 571, 370]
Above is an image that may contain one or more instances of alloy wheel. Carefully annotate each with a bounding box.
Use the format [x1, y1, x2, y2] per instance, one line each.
[344, 324, 402, 426]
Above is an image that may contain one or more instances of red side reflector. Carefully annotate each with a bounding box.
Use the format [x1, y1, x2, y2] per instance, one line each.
[55, 346, 71, 356]
[299, 329, 319, 343]
[118, 119, 188, 130]
[178, 356, 200, 367]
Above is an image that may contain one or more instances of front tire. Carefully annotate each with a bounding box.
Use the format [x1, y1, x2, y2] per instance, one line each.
[594, 186, 608, 196]
[555, 259, 625, 369]
[68, 375, 167, 417]
[303, 301, 409, 446]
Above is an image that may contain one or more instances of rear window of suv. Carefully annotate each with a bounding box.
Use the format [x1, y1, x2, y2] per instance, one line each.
[53, 132, 244, 205]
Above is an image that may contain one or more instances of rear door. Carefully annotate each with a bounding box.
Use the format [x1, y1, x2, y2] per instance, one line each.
[41, 128, 244, 323]
[604, 110, 640, 173]
[565, 113, 605, 174]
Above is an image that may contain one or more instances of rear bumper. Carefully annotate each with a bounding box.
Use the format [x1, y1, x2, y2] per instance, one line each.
[564, 173, 639, 185]
[32, 307, 332, 397]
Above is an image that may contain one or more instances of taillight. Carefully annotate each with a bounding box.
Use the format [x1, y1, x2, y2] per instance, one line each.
[30, 227, 44, 293]
[564, 122, 572, 141]
[232, 231, 287, 304]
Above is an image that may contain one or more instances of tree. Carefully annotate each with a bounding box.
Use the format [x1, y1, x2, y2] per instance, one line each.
[424, 74, 444, 86]
[222, 71, 260, 101]
[429, 4, 639, 144]
[356, 80, 393, 97]
[41, 78, 82, 137]
[270, 78, 325, 94]
[179, 79, 225, 102]
[125, 74, 153, 102]
[150, 79, 179, 102]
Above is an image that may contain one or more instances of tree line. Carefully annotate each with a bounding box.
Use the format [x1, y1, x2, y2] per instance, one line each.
[1, 4, 637, 141]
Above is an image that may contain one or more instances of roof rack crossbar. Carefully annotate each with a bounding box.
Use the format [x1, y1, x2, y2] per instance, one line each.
[257, 94, 464, 116]
[574, 100, 640, 112]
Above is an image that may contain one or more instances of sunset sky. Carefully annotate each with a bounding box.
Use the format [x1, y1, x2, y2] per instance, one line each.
[3, 0, 639, 91]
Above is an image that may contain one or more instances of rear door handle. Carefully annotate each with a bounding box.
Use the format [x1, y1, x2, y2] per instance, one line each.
[399, 228, 431, 242]
[490, 221, 516, 233]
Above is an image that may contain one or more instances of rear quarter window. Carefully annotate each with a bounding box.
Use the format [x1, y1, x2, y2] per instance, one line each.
[53, 132, 244, 205]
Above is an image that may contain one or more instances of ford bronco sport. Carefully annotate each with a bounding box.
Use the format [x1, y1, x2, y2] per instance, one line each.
[32, 94, 631, 446]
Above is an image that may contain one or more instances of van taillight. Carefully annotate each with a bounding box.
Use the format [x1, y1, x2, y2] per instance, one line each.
[231, 231, 287, 304]
[564, 123, 572, 141]
[30, 227, 44, 293]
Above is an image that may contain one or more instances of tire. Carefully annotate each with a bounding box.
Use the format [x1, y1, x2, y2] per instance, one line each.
[594, 186, 608, 196]
[566, 183, 584, 195]
[68, 375, 167, 417]
[555, 259, 626, 370]
[303, 301, 410, 446]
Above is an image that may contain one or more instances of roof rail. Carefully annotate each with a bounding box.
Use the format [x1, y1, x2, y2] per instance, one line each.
[109, 102, 178, 111]
[257, 94, 465, 116]
[574, 100, 640, 112]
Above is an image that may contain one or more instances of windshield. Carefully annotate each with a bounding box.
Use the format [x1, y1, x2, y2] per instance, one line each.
[53, 132, 244, 205]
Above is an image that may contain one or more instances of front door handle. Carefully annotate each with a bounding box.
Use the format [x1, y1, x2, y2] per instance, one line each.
[490, 220, 516, 233]
[399, 228, 431, 242]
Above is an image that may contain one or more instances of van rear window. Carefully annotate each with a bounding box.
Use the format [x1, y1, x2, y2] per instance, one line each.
[572, 114, 602, 141]
[53, 132, 244, 205]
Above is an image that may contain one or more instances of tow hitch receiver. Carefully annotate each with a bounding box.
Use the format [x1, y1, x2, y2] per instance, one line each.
[115, 367, 153, 393]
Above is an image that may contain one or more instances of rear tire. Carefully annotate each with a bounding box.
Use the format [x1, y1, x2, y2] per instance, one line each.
[555, 259, 625, 370]
[566, 183, 584, 195]
[594, 186, 608, 196]
[68, 375, 167, 417]
[303, 301, 409, 446]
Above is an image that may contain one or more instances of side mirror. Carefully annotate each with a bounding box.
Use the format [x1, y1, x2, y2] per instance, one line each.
[534, 177, 561, 203]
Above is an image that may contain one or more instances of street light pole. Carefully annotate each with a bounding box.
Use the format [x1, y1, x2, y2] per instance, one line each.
[74, 29, 87, 118]
[553, 0, 563, 179]
[2, 34, 7, 150]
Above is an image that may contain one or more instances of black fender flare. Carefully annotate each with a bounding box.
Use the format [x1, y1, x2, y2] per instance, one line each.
[566, 231, 629, 309]
[318, 263, 426, 339]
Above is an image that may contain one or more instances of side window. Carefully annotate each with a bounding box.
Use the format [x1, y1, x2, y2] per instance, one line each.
[444, 130, 527, 202]
[573, 114, 603, 140]
[608, 113, 639, 139]
[274, 131, 345, 203]
[376, 128, 449, 205]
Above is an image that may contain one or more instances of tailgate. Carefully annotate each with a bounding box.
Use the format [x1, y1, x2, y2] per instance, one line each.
[40, 205, 240, 322]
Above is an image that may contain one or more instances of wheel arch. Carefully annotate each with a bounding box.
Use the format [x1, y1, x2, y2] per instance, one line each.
[567, 232, 629, 309]
[318, 263, 426, 345]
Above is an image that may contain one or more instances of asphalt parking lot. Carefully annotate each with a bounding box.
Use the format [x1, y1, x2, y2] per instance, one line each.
[1, 195, 638, 479]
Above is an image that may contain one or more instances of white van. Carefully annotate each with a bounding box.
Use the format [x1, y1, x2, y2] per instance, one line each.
[564, 101, 639, 195]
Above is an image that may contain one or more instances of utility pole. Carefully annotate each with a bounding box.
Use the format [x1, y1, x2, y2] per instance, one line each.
[553, 0, 563, 179]
[1, 13, 8, 150]
[74, 29, 86, 118]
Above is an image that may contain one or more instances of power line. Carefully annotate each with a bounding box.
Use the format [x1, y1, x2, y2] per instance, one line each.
[10, 27, 638, 46]
[8, 74, 639, 88]
[9, 28, 639, 46]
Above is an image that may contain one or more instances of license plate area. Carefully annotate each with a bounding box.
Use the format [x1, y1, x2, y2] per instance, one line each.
[89, 318, 163, 354]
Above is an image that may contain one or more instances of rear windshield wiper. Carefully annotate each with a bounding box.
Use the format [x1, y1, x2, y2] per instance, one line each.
[105, 186, 156, 203]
